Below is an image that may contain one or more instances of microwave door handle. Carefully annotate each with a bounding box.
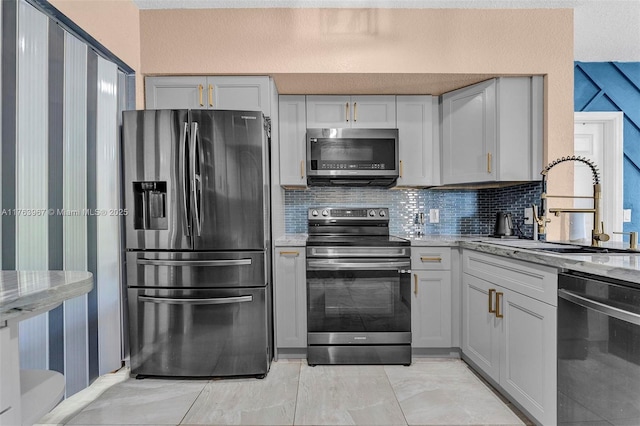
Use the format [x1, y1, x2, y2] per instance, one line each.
[558, 289, 640, 326]
[180, 122, 190, 236]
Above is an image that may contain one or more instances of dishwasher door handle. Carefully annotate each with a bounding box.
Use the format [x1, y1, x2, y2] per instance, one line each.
[139, 295, 253, 305]
[558, 289, 640, 326]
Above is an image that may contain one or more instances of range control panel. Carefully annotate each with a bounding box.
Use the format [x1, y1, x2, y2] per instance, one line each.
[308, 207, 389, 220]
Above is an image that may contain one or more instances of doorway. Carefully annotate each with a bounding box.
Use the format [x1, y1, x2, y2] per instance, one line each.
[573, 112, 623, 242]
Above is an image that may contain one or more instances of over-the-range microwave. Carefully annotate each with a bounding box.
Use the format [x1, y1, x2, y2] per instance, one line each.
[306, 128, 399, 187]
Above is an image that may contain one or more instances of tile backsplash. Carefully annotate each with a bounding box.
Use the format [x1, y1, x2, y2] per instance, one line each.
[284, 181, 542, 238]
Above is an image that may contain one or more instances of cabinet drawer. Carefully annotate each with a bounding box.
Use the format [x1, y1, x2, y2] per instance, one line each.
[411, 247, 451, 270]
[462, 250, 557, 306]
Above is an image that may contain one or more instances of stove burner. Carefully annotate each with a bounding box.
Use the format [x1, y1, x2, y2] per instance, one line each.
[306, 207, 408, 247]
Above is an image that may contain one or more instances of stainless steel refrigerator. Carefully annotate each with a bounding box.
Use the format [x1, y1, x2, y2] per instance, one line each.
[122, 109, 272, 378]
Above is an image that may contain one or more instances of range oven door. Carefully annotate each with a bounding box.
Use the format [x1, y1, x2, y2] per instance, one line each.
[306, 256, 411, 344]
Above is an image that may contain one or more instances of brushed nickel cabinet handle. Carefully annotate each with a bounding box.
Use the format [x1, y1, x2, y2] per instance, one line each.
[279, 251, 299, 257]
[495, 291, 504, 318]
[208, 84, 213, 107]
[399, 160, 403, 178]
[487, 152, 492, 173]
[420, 256, 442, 262]
[354, 102, 358, 122]
[488, 288, 496, 313]
[346, 102, 349, 122]
[300, 160, 304, 179]
[198, 84, 204, 106]
[414, 274, 418, 295]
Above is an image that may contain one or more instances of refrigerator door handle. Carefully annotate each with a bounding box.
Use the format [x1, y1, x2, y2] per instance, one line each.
[137, 258, 252, 267]
[139, 295, 253, 305]
[190, 121, 202, 237]
[180, 121, 190, 236]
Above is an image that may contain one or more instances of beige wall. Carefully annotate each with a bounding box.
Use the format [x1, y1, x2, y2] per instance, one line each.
[50, 0, 143, 108]
[140, 8, 573, 157]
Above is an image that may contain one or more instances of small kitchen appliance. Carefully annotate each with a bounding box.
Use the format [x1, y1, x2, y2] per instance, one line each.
[493, 212, 515, 237]
[306, 207, 411, 365]
[306, 128, 399, 187]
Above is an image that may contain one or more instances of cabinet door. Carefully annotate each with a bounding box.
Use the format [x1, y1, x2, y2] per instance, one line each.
[350, 95, 396, 128]
[496, 76, 544, 181]
[145, 76, 207, 109]
[499, 288, 557, 425]
[279, 96, 307, 187]
[209, 76, 270, 116]
[411, 270, 452, 348]
[306, 95, 351, 128]
[462, 273, 500, 381]
[396, 96, 438, 187]
[441, 79, 496, 184]
[274, 248, 307, 349]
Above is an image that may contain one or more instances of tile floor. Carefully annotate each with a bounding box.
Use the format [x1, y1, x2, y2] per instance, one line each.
[37, 359, 531, 426]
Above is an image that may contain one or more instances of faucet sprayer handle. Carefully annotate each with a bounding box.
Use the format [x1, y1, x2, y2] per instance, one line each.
[593, 222, 610, 243]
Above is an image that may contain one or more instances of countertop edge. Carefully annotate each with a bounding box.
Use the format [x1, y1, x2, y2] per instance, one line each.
[1, 272, 94, 323]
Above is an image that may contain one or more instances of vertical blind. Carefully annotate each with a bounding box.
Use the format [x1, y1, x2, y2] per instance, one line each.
[3, 0, 133, 397]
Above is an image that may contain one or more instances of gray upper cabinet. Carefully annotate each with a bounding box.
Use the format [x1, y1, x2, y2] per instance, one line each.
[396, 96, 440, 187]
[279, 95, 307, 188]
[441, 77, 543, 185]
[306, 95, 396, 128]
[145, 76, 207, 109]
[145, 76, 271, 116]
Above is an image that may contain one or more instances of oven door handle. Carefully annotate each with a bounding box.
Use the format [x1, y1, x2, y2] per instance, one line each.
[558, 289, 640, 326]
[306, 259, 411, 271]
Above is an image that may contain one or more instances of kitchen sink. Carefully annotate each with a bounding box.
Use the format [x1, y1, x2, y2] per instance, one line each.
[483, 239, 636, 255]
[531, 245, 633, 255]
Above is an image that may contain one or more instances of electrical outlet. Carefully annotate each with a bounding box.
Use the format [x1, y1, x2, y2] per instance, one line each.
[429, 208, 439, 223]
[524, 207, 534, 225]
[524, 206, 538, 225]
[624, 209, 632, 223]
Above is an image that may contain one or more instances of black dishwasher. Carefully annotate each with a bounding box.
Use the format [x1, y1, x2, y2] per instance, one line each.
[558, 271, 640, 425]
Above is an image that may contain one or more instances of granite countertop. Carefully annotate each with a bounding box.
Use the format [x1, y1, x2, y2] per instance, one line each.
[0, 271, 94, 323]
[275, 233, 308, 246]
[459, 239, 640, 283]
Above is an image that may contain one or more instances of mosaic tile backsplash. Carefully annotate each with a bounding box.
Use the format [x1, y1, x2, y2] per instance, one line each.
[284, 181, 543, 239]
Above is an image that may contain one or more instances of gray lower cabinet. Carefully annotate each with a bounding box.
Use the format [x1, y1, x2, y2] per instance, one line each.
[145, 75, 271, 116]
[274, 247, 307, 354]
[411, 247, 452, 348]
[462, 250, 557, 425]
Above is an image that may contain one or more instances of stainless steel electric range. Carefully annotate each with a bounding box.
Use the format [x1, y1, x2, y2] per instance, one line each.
[306, 207, 412, 365]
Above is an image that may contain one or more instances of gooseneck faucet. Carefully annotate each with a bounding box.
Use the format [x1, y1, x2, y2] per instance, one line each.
[532, 156, 610, 247]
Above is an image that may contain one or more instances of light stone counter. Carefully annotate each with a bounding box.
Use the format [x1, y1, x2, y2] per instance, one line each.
[0, 270, 93, 323]
[460, 240, 640, 283]
[0, 271, 93, 426]
[275, 233, 308, 247]
[406, 234, 486, 246]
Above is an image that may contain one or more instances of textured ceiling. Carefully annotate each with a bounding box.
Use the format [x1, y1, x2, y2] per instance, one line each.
[132, 0, 640, 61]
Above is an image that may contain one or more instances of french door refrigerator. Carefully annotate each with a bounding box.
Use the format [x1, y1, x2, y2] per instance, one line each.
[122, 109, 272, 378]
